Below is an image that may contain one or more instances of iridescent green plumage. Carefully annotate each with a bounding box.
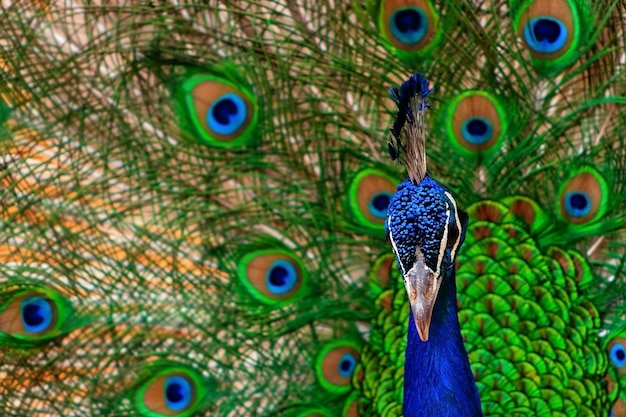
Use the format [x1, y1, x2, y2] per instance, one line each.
[0, 0, 625, 416]
[460, 199, 609, 415]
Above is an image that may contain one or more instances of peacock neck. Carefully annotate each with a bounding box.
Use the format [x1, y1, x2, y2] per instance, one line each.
[403, 267, 482, 417]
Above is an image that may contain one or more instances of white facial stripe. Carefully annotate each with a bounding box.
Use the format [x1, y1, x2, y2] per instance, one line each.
[435, 201, 451, 276]
[444, 191, 462, 259]
[387, 215, 406, 275]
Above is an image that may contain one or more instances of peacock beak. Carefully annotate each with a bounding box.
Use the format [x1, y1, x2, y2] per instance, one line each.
[403, 250, 442, 342]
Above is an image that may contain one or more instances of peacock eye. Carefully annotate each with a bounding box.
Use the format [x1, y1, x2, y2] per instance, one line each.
[163, 375, 193, 411]
[337, 352, 358, 378]
[557, 167, 608, 225]
[315, 340, 361, 395]
[389, 7, 429, 45]
[20, 296, 55, 333]
[564, 191, 591, 217]
[512, 0, 583, 73]
[443, 90, 507, 156]
[180, 73, 258, 147]
[266, 260, 298, 295]
[0, 288, 73, 343]
[237, 249, 309, 306]
[523, 17, 568, 54]
[348, 168, 398, 231]
[206, 93, 248, 136]
[133, 365, 207, 417]
[378, 0, 441, 55]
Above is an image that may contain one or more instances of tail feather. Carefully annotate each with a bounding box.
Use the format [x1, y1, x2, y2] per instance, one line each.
[0, 1, 625, 416]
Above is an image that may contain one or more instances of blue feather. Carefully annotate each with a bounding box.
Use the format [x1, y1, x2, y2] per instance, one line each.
[403, 266, 482, 417]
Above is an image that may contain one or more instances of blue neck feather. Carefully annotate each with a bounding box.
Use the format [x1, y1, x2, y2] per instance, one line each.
[403, 267, 482, 417]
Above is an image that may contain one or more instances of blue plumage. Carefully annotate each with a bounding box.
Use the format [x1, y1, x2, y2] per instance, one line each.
[404, 268, 482, 417]
[386, 176, 449, 272]
[21, 297, 54, 333]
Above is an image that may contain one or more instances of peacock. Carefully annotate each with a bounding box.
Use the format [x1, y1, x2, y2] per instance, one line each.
[0, 0, 625, 416]
[385, 73, 483, 417]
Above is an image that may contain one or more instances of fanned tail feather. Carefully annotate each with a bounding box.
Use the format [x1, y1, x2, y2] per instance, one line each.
[0, 0, 625, 416]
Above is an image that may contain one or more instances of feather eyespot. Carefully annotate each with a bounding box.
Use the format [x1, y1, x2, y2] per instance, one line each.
[266, 259, 298, 295]
[378, 0, 441, 55]
[0, 287, 72, 342]
[206, 93, 248, 136]
[557, 167, 608, 225]
[348, 169, 398, 231]
[180, 74, 258, 147]
[523, 17, 568, 54]
[443, 91, 507, 155]
[369, 192, 394, 219]
[315, 340, 361, 394]
[389, 7, 429, 45]
[134, 365, 206, 417]
[337, 353, 358, 378]
[163, 376, 193, 411]
[20, 296, 54, 333]
[238, 249, 309, 306]
[563, 191, 591, 217]
[513, 0, 584, 72]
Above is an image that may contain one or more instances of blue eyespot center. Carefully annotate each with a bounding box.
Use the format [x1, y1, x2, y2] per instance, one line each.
[389, 7, 429, 45]
[207, 93, 247, 135]
[610, 344, 626, 368]
[533, 19, 561, 43]
[461, 118, 493, 145]
[21, 297, 53, 333]
[523, 17, 568, 54]
[266, 260, 298, 294]
[565, 191, 591, 217]
[369, 192, 393, 219]
[338, 353, 357, 378]
[164, 376, 192, 411]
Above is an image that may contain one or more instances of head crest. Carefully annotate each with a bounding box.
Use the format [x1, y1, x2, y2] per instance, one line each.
[388, 73, 434, 184]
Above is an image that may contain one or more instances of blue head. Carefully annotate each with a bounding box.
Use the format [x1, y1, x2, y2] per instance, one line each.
[386, 175, 468, 341]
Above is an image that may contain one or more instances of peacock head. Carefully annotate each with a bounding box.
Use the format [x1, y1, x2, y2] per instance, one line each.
[385, 174, 468, 342]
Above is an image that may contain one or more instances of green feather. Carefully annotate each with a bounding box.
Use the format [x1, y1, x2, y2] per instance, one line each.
[0, 284, 82, 346]
[173, 64, 259, 148]
[131, 362, 212, 417]
[509, 0, 592, 75]
[0, 0, 625, 416]
[438, 90, 511, 158]
[367, 0, 444, 62]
